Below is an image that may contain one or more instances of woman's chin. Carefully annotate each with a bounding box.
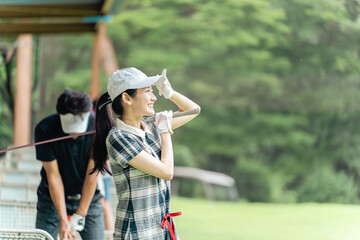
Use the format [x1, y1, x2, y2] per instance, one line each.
[145, 109, 155, 116]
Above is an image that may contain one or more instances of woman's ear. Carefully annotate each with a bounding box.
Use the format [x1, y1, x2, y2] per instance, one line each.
[121, 92, 132, 106]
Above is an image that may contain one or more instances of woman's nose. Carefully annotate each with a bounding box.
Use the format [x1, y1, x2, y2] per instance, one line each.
[151, 93, 157, 101]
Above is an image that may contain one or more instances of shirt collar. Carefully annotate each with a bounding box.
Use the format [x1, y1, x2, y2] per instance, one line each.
[115, 118, 151, 139]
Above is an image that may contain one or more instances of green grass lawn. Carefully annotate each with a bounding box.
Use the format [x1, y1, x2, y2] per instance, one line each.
[172, 197, 360, 240]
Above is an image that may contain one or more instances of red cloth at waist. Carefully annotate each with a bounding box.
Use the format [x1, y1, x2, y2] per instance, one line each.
[161, 212, 182, 240]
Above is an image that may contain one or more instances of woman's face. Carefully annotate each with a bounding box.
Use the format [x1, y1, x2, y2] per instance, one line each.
[132, 86, 157, 116]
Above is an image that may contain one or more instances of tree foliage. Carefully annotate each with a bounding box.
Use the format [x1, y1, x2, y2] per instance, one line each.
[1, 0, 360, 203]
[105, 0, 360, 203]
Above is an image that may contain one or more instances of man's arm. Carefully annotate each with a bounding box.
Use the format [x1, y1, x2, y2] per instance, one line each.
[42, 160, 72, 240]
[76, 159, 98, 216]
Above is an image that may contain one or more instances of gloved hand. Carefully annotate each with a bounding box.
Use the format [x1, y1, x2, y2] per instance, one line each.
[155, 110, 173, 134]
[155, 69, 174, 99]
[70, 213, 85, 232]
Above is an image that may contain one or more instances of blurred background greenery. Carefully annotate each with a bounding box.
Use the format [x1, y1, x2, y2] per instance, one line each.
[2, 0, 360, 205]
[172, 197, 360, 239]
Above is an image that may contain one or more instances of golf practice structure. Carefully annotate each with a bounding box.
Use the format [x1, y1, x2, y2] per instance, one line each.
[0, 108, 200, 154]
[1, 66, 201, 239]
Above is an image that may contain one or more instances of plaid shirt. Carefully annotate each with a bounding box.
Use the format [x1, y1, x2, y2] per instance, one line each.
[107, 118, 177, 240]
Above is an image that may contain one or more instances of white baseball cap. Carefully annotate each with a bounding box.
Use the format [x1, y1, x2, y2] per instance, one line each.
[107, 67, 165, 101]
[59, 112, 90, 134]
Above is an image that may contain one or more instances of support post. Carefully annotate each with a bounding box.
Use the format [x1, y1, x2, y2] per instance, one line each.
[13, 34, 32, 146]
[90, 22, 119, 100]
[100, 24, 118, 75]
[90, 24, 102, 100]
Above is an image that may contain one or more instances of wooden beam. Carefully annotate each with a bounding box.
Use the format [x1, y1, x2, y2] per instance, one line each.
[0, 23, 96, 34]
[101, 0, 114, 14]
[0, 4, 101, 18]
[0, 0, 100, 4]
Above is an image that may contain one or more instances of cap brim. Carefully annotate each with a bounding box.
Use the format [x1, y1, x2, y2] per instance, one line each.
[129, 75, 165, 89]
[60, 112, 90, 134]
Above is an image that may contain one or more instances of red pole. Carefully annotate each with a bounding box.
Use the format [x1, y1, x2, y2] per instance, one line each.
[90, 25, 101, 101]
[14, 34, 33, 146]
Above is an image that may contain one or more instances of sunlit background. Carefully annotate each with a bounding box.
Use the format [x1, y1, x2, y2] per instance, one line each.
[1, 0, 360, 239]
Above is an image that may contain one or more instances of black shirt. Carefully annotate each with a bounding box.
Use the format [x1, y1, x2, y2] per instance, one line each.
[35, 113, 95, 197]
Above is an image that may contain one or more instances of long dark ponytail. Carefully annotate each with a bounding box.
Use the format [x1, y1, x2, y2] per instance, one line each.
[91, 89, 137, 174]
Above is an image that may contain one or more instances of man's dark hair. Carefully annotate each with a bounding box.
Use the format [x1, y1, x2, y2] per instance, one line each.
[56, 88, 92, 115]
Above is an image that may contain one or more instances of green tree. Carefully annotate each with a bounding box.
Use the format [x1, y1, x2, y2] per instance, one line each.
[0, 37, 16, 154]
[26, 0, 360, 203]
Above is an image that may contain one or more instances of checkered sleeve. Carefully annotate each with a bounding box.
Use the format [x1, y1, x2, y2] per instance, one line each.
[107, 131, 143, 168]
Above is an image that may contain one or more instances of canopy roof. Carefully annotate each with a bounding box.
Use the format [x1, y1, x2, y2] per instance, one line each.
[0, 0, 126, 34]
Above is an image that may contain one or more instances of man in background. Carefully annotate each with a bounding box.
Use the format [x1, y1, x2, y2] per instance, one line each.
[35, 88, 104, 240]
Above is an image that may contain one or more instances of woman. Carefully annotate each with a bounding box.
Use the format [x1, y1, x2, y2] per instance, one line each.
[92, 67, 200, 240]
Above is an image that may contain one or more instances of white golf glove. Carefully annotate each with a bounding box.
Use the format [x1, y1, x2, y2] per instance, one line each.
[155, 110, 173, 134]
[155, 69, 174, 99]
[70, 213, 85, 232]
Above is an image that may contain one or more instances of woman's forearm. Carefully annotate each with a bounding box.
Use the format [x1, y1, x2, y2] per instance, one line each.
[169, 91, 200, 112]
[160, 132, 174, 180]
[169, 91, 201, 129]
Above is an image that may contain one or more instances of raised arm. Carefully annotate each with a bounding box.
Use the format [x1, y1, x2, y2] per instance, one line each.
[169, 91, 200, 130]
[155, 69, 200, 130]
